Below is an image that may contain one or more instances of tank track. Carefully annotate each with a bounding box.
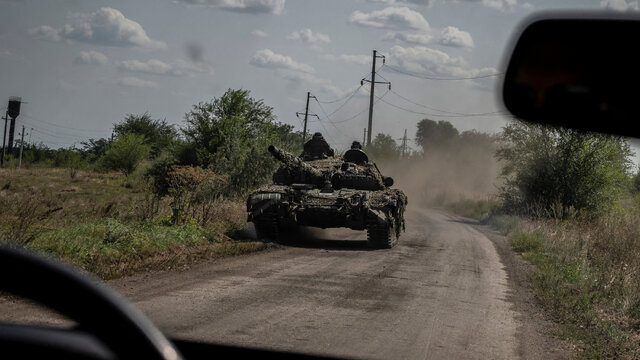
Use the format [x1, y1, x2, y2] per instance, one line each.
[254, 212, 279, 242]
[367, 216, 397, 249]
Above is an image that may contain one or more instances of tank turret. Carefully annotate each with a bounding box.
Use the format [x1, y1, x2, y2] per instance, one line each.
[269, 145, 325, 185]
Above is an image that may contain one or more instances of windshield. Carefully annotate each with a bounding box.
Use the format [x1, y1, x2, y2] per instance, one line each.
[1, 1, 639, 359]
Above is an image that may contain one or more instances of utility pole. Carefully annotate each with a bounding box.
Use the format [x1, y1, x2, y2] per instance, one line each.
[363, 128, 367, 146]
[296, 92, 318, 147]
[361, 50, 390, 146]
[400, 128, 408, 158]
[18, 125, 26, 169]
[1, 110, 8, 168]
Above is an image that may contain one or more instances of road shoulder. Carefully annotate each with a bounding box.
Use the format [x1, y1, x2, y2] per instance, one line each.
[466, 218, 573, 359]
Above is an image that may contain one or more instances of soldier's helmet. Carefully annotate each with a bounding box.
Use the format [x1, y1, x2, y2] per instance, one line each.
[351, 141, 362, 150]
[302, 132, 334, 160]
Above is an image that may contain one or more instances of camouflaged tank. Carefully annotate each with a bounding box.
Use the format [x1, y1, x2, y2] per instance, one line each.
[246, 143, 408, 248]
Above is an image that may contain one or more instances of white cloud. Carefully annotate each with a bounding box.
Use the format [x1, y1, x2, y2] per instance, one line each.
[321, 54, 370, 65]
[119, 59, 183, 76]
[348, 7, 430, 31]
[119, 58, 214, 76]
[364, 0, 431, 4]
[454, 0, 532, 12]
[30, 8, 165, 49]
[250, 49, 315, 73]
[479, 0, 532, 11]
[278, 70, 343, 97]
[384, 26, 474, 49]
[117, 77, 158, 88]
[384, 31, 432, 45]
[174, 0, 285, 14]
[29, 25, 62, 41]
[251, 29, 268, 37]
[287, 29, 330, 44]
[600, 0, 638, 11]
[389, 45, 496, 78]
[437, 26, 474, 48]
[75, 50, 108, 65]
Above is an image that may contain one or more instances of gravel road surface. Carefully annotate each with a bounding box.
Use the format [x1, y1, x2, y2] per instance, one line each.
[0, 207, 569, 359]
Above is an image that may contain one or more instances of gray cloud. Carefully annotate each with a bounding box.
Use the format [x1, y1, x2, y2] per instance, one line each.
[251, 29, 268, 37]
[349, 7, 430, 31]
[174, 0, 285, 14]
[29, 25, 62, 41]
[457, 0, 532, 12]
[119, 59, 183, 76]
[75, 50, 108, 65]
[321, 54, 370, 65]
[30, 8, 165, 49]
[389, 45, 496, 78]
[287, 29, 330, 44]
[600, 0, 638, 11]
[364, 0, 431, 4]
[117, 77, 158, 88]
[384, 26, 474, 49]
[250, 49, 315, 73]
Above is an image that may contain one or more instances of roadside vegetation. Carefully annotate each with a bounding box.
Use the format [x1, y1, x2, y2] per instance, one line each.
[0, 89, 303, 279]
[3, 83, 639, 357]
[428, 120, 640, 359]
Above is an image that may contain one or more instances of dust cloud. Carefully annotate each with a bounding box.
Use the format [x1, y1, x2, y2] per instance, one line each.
[378, 143, 501, 207]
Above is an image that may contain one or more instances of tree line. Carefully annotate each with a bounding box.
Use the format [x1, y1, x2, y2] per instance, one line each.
[11, 88, 638, 218]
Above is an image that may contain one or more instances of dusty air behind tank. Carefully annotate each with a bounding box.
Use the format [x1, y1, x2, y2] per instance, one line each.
[246, 133, 408, 248]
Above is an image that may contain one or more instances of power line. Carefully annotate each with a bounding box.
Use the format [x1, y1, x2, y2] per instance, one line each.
[20, 113, 109, 133]
[388, 89, 502, 117]
[312, 99, 351, 142]
[329, 89, 389, 124]
[382, 64, 503, 81]
[375, 94, 505, 118]
[321, 85, 364, 119]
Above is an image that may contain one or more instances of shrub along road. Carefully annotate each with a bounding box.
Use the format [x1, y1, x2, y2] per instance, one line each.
[0, 207, 569, 359]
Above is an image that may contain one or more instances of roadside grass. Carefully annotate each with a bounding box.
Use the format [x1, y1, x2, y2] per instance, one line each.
[446, 198, 640, 359]
[0, 168, 264, 280]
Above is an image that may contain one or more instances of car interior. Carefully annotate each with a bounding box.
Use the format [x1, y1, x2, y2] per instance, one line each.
[1, 11, 637, 360]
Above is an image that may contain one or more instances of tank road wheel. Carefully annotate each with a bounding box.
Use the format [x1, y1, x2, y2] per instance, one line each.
[254, 212, 279, 242]
[367, 219, 397, 249]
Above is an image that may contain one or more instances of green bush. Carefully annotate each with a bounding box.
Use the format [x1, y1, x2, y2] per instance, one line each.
[496, 120, 632, 217]
[99, 133, 151, 176]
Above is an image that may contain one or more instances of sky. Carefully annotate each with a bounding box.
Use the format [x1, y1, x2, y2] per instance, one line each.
[0, 0, 638, 154]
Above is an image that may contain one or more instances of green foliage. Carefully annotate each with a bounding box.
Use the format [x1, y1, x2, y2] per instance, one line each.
[80, 138, 110, 161]
[415, 119, 459, 151]
[485, 214, 520, 235]
[510, 230, 543, 253]
[100, 133, 151, 176]
[496, 120, 632, 217]
[113, 113, 178, 158]
[181, 88, 301, 195]
[365, 133, 400, 161]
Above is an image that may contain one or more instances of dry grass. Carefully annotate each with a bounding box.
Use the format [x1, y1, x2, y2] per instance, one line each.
[446, 197, 640, 358]
[0, 167, 259, 279]
[505, 213, 640, 359]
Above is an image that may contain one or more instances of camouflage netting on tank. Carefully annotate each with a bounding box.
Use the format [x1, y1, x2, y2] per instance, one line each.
[368, 189, 408, 237]
[270, 146, 386, 190]
[250, 145, 408, 238]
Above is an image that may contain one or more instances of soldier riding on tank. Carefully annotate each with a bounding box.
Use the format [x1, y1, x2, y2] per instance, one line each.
[247, 132, 408, 248]
[301, 132, 334, 160]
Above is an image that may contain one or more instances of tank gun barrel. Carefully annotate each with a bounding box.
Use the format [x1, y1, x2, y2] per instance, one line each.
[268, 145, 324, 180]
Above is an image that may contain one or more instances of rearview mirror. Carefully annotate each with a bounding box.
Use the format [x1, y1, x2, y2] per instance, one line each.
[503, 13, 640, 137]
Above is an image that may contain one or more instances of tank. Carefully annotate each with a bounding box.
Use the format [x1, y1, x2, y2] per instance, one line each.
[246, 144, 408, 248]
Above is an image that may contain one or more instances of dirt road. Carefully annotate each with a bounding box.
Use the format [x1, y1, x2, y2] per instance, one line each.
[1, 207, 568, 359]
